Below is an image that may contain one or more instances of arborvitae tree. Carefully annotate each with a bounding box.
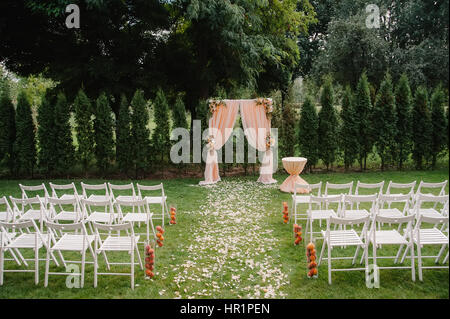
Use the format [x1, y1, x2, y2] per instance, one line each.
[394, 74, 413, 170]
[172, 95, 188, 130]
[447, 106, 449, 152]
[412, 86, 432, 170]
[131, 89, 151, 178]
[372, 73, 398, 170]
[354, 72, 374, 171]
[54, 92, 75, 175]
[37, 94, 56, 175]
[14, 90, 36, 176]
[94, 93, 115, 174]
[298, 95, 319, 173]
[280, 101, 296, 158]
[318, 78, 338, 170]
[116, 94, 132, 175]
[430, 85, 447, 169]
[74, 89, 95, 174]
[339, 86, 359, 171]
[152, 88, 171, 163]
[0, 82, 16, 174]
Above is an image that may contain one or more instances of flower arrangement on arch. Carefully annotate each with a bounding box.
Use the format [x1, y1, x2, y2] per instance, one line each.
[256, 98, 273, 115]
[209, 99, 226, 114]
[265, 132, 275, 150]
[206, 135, 215, 150]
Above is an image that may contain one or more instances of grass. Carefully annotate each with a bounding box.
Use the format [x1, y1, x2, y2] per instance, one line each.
[0, 168, 448, 299]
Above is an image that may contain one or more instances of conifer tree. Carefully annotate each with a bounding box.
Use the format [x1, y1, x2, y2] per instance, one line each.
[152, 88, 171, 163]
[430, 85, 447, 169]
[339, 86, 359, 171]
[372, 73, 398, 170]
[280, 101, 296, 158]
[394, 74, 413, 170]
[354, 72, 373, 170]
[298, 95, 319, 172]
[54, 92, 75, 175]
[116, 94, 132, 175]
[131, 89, 151, 178]
[37, 94, 56, 175]
[74, 89, 95, 174]
[412, 86, 432, 170]
[0, 82, 16, 174]
[94, 93, 115, 174]
[14, 90, 36, 176]
[172, 95, 188, 130]
[318, 78, 338, 170]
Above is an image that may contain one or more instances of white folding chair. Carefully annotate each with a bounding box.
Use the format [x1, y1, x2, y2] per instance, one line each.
[324, 181, 353, 198]
[81, 198, 118, 226]
[81, 182, 110, 202]
[404, 215, 449, 281]
[92, 222, 143, 290]
[377, 193, 411, 219]
[305, 195, 341, 243]
[341, 194, 377, 220]
[10, 196, 48, 232]
[368, 214, 416, 283]
[292, 182, 322, 225]
[49, 182, 80, 202]
[108, 183, 138, 202]
[355, 181, 384, 200]
[137, 183, 169, 226]
[47, 197, 82, 223]
[0, 196, 15, 222]
[410, 194, 448, 219]
[413, 180, 448, 208]
[0, 220, 53, 285]
[44, 220, 95, 288]
[116, 198, 156, 244]
[318, 215, 370, 285]
[385, 181, 416, 208]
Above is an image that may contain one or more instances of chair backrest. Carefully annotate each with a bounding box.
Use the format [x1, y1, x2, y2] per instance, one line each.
[414, 215, 449, 232]
[414, 194, 448, 210]
[324, 182, 353, 196]
[343, 194, 377, 214]
[81, 182, 109, 198]
[377, 193, 411, 215]
[9, 195, 44, 216]
[385, 181, 416, 196]
[137, 183, 165, 198]
[0, 196, 14, 221]
[326, 215, 370, 237]
[416, 180, 448, 197]
[108, 183, 136, 201]
[373, 213, 415, 225]
[0, 219, 40, 232]
[80, 198, 115, 221]
[294, 182, 322, 197]
[114, 198, 149, 220]
[49, 182, 79, 198]
[92, 221, 135, 240]
[355, 181, 384, 196]
[19, 183, 49, 202]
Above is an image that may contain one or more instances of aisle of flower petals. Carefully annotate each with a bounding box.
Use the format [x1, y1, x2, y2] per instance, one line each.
[170, 180, 289, 298]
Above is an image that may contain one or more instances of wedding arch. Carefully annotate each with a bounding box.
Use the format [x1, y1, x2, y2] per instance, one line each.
[199, 98, 277, 185]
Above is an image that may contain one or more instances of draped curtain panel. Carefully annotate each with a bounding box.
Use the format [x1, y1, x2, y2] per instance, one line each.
[199, 100, 240, 185]
[199, 99, 277, 185]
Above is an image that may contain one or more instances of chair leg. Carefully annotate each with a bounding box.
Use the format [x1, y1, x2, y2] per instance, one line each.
[35, 247, 39, 285]
[410, 244, 416, 282]
[352, 245, 361, 265]
[0, 247, 4, 286]
[443, 251, 449, 264]
[417, 243, 423, 281]
[81, 249, 86, 288]
[318, 240, 326, 266]
[136, 244, 143, 270]
[401, 244, 410, 264]
[44, 248, 50, 287]
[394, 244, 404, 264]
[328, 242, 332, 285]
[94, 252, 98, 288]
[435, 244, 447, 263]
[131, 247, 135, 290]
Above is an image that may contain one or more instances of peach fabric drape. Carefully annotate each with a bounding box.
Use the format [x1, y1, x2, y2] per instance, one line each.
[199, 100, 240, 185]
[279, 157, 309, 193]
[240, 100, 277, 184]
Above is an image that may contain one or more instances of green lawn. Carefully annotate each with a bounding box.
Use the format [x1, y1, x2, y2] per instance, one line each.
[0, 168, 448, 299]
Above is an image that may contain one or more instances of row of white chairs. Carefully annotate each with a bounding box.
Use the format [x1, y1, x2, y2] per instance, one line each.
[292, 180, 448, 225]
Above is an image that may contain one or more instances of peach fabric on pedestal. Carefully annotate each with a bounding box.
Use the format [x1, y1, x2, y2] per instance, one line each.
[240, 100, 277, 184]
[280, 157, 309, 193]
[199, 100, 240, 185]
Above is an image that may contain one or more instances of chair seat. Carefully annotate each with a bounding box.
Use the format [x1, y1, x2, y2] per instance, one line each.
[342, 209, 369, 219]
[86, 212, 119, 223]
[308, 210, 337, 220]
[59, 194, 79, 201]
[54, 211, 79, 221]
[413, 228, 448, 245]
[122, 213, 152, 222]
[98, 235, 140, 251]
[321, 229, 363, 246]
[143, 196, 166, 204]
[0, 211, 12, 222]
[52, 234, 95, 251]
[6, 233, 50, 249]
[378, 208, 404, 218]
[371, 230, 408, 245]
[409, 208, 443, 218]
[87, 195, 110, 202]
[292, 195, 311, 204]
